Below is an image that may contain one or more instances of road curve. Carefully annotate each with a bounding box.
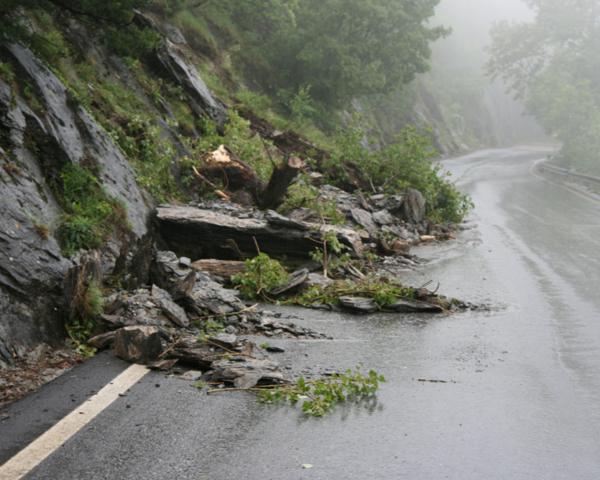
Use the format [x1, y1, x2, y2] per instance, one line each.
[3, 146, 600, 479]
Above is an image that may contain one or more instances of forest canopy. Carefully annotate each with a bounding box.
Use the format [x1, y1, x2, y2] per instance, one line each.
[176, 0, 447, 108]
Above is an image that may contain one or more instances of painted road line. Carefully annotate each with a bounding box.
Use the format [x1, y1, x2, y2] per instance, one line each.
[0, 363, 149, 480]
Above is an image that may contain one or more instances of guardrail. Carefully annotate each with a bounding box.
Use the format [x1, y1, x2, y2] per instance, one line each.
[537, 162, 600, 185]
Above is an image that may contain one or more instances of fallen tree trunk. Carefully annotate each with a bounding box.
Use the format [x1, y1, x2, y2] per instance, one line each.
[200, 145, 263, 199]
[191, 259, 246, 279]
[199, 145, 304, 209]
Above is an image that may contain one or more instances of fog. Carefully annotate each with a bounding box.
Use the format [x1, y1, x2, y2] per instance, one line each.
[427, 0, 546, 147]
[432, 0, 533, 77]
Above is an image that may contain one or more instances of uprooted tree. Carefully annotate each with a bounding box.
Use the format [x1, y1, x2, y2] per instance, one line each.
[195, 145, 306, 209]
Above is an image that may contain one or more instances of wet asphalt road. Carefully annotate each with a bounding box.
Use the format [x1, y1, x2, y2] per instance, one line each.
[5, 146, 600, 479]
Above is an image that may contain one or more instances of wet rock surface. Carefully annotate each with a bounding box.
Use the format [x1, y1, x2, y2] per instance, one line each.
[0, 42, 154, 357]
[155, 203, 364, 260]
[156, 41, 228, 128]
[113, 326, 168, 364]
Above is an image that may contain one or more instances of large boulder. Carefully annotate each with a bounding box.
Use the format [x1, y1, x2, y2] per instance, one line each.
[113, 326, 166, 364]
[155, 204, 364, 260]
[402, 189, 426, 224]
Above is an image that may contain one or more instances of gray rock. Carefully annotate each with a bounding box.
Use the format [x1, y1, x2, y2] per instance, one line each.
[385, 195, 405, 213]
[402, 189, 426, 224]
[269, 269, 309, 297]
[208, 357, 286, 389]
[188, 271, 247, 316]
[350, 208, 378, 236]
[169, 337, 220, 370]
[265, 210, 309, 230]
[113, 326, 166, 364]
[0, 44, 152, 355]
[7, 44, 151, 236]
[104, 285, 190, 329]
[156, 41, 227, 127]
[207, 333, 238, 350]
[164, 23, 187, 45]
[370, 194, 387, 208]
[306, 273, 334, 288]
[152, 251, 197, 299]
[338, 296, 378, 314]
[372, 210, 395, 225]
[386, 299, 444, 313]
[151, 285, 189, 327]
[178, 257, 192, 268]
[155, 205, 364, 259]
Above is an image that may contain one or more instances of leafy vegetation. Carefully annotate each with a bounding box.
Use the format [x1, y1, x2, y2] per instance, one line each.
[310, 231, 351, 278]
[291, 277, 417, 310]
[218, 0, 446, 107]
[55, 164, 128, 256]
[232, 253, 290, 300]
[258, 366, 386, 417]
[327, 126, 473, 222]
[489, 0, 600, 175]
[278, 174, 344, 225]
[66, 280, 104, 356]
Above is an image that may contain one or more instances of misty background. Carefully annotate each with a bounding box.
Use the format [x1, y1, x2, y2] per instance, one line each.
[426, 0, 546, 151]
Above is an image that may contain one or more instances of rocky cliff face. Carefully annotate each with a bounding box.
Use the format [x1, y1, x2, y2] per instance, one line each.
[0, 44, 150, 362]
[0, 13, 230, 362]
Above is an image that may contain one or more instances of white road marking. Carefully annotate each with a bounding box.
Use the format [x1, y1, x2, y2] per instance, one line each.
[0, 363, 149, 480]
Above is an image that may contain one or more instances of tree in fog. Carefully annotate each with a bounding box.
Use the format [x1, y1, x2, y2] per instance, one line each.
[488, 0, 600, 173]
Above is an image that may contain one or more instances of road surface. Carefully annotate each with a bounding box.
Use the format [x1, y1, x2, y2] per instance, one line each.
[2, 146, 600, 479]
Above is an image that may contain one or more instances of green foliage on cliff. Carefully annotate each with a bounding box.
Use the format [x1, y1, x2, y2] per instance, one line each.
[489, 0, 600, 174]
[56, 164, 128, 256]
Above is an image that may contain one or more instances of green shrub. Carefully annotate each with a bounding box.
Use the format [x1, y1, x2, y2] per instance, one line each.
[103, 25, 160, 58]
[111, 114, 180, 202]
[236, 88, 274, 118]
[0, 62, 15, 84]
[232, 253, 289, 300]
[55, 164, 128, 256]
[292, 277, 416, 309]
[279, 174, 344, 224]
[326, 125, 473, 223]
[66, 280, 104, 356]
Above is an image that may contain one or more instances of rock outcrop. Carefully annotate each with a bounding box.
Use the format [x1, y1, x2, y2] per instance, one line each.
[0, 43, 154, 358]
[155, 203, 364, 260]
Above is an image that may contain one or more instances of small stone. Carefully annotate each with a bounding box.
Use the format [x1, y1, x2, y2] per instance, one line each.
[350, 208, 378, 236]
[266, 345, 285, 353]
[151, 285, 189, 327]
[179, 370, 203, 381]
[179, 257, 192, 268]
[207, 333, 238, 350]
[372, 210, 395, 226]
[339, 296, 378, 314]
